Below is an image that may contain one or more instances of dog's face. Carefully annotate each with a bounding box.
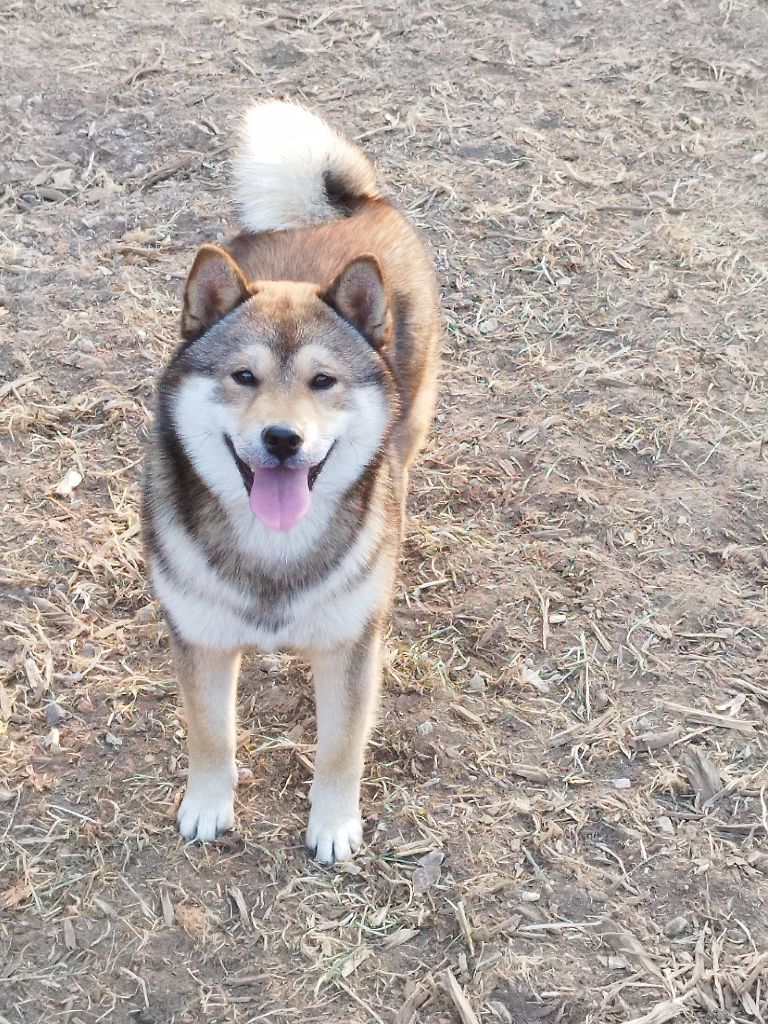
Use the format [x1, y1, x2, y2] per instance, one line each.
[166, 246, 398, 532]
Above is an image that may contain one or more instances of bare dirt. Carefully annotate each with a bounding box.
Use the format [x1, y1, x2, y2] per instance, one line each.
[2, 1, 768, 1022]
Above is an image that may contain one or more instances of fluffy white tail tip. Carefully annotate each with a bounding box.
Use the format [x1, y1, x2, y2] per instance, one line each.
[233, 101, 380, 234]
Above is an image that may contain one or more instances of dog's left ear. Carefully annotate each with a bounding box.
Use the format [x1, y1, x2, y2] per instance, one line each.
[181, 244, 251, 341]
[321, 255, 391, 350]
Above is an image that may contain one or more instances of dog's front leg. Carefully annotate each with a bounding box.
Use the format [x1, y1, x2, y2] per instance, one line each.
[306, 626, 381, 864]
[173, 640, 240, 842]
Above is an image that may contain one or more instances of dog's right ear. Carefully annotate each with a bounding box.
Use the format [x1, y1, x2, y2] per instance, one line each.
[181, 244, 251, 341]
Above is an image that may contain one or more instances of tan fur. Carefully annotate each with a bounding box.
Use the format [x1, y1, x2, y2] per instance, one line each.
[304, 623, 384, 856]
[173, 641, 240, 840]
[225, 350, 347, 452]
[222, 198, 440, 450]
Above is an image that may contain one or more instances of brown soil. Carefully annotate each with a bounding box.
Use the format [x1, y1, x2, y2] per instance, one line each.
[1, 1, 768, 1022]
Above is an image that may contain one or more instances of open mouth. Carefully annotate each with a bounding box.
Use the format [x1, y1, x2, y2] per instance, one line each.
[223, 435, 335, 531]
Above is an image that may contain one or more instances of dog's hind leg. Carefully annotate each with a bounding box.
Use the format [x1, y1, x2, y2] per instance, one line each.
[305, 625, 382, 864]
[173, 640, 240, 842]
[394, 360, 439, 540]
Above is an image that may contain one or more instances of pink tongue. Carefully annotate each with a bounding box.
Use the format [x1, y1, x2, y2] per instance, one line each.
[248, 466, 311, 531]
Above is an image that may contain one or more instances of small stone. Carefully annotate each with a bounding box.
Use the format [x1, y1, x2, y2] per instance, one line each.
[592, 688, 609, 711]
[92, 896, 116, 917]
[53, 469, 83, 497]
[520, 890, 541, 902]
[412, 850, 444, 893]
[51, 169, 75, 190]
[656, 815, 675, 836]
[262, 41, 303, 69]
[41, 727, 62, 753]
[466, 672, 485, 694]
[520, 665, 549, 693]
[612, 777, 632, 789]
[478, 317, 499, 335]
[71, 353, 106, 371]
[46, 702, 67, 726]
[417, 720, 434, 737]
[664, 916, 688, 938]
[338, 861, 362, 875]
[680, 112, 703, 130]
[598, 954, 629, 969]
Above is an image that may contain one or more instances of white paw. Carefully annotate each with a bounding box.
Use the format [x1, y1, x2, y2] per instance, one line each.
[306, 794, 363, 864]
[178, 776, 235, 842]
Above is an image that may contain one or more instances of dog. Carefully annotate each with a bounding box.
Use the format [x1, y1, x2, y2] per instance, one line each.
[141, 101, 440, 863]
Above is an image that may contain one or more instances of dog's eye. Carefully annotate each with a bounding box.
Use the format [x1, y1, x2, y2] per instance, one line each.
[310, 373, 337, 390]
[231, 369, 258, 387]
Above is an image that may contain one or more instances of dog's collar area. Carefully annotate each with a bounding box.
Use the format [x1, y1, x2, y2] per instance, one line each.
[223, 435, 336, 493]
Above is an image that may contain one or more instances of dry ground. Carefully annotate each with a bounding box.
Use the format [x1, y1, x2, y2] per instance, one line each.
[2, 0, 768, 1021]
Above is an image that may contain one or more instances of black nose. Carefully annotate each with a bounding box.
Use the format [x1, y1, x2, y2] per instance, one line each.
[262, 425, 302, 462]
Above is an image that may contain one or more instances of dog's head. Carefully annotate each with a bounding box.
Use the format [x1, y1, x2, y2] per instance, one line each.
[165, 244, 398, 532]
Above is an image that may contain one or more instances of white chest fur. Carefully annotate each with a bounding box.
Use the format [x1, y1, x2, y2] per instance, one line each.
[150, 503, 391, 653]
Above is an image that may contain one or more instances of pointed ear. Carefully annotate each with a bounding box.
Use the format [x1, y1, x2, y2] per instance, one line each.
[321, 255, 391, 349]
[181, 244, 251, 341]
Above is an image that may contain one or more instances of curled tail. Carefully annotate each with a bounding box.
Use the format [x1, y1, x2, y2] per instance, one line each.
[233, 101, 381, 234]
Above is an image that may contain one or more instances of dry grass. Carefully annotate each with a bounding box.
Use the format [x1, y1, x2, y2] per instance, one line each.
[1, 1, 768, 1021]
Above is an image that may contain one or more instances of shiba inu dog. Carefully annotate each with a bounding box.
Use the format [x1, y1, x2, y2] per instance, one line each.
[142, 101, 440, 863]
